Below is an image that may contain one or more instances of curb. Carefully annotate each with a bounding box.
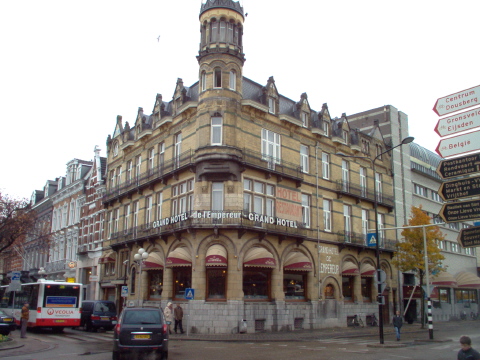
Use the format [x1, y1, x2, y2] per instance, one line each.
[0, 339, 24, 351]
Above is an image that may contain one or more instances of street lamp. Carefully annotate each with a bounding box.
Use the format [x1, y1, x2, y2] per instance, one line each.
[337, 135, 414, 344]
[38, 267, 47, 279]
[134, 248, 149, 305]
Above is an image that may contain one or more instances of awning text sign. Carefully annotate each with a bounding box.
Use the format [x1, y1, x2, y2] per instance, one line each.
[436, 153, 480, 179]
[435, 131, 480, 158]
[434, 108, 480, 137]
[439, 200, 480, 222]
[458, 226, 480, 248]
[433, 85, 480, 117]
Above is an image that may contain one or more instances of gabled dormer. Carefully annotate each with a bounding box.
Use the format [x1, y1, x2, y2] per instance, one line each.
[295, 93, 311, 128]
[152, 94, 172, 129]
[121, 121, 135, 150]
[313, 103, 331, 136]
[261, 76, 279, 115]
[135, 107, 153, 140]
[173, 78, 193, 116]
[332, 113, 351, 145]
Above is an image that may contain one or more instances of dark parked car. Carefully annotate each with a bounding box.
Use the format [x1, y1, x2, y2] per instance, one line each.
[81, 300, 117, 332]
[113, 307, 168, 360]
[0, 310, 16, 336]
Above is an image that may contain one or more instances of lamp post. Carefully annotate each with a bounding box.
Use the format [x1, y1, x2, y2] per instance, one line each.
[337, 135, 414, 344]
[38, 267, 47, 279]
[134, 248, 149, 305]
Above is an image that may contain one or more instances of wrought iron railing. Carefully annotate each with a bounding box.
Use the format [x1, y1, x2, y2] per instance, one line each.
[335, 180, 394, 209]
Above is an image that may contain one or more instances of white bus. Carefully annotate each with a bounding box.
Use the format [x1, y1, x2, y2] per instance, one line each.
[0, 279, 83, 332]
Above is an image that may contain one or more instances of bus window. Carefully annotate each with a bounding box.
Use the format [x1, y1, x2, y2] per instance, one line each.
[43, 284, 81, 308]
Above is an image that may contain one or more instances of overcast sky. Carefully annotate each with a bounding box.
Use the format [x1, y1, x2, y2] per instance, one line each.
[1, 0, 479, 199]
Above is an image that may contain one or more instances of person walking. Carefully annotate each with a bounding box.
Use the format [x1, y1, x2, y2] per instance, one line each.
[20, 301, 29, 338]
[458, 335, 480, 360]
[174, 303, 184, 334]
[392, 310, 403, 341]
[163, 302, 173, 334]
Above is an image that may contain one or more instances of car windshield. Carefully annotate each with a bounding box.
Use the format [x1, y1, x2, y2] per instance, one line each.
[123, 310, 161, 325]
[94, 302, 116, 312]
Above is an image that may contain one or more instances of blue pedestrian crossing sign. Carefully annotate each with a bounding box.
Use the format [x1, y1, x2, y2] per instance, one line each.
[184, 288, 195, 300]
[367, 233, 377, 247]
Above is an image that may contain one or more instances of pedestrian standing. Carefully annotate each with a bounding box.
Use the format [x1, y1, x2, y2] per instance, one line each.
[392, 310, 403, 341]
[458, 335, 480, 360]
[163, 302, 173, 334]
[21, 301, 29, 338]
[174, 303, 184, 334]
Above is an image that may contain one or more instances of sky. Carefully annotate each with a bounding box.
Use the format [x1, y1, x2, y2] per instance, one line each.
[1, 0, 479, 200]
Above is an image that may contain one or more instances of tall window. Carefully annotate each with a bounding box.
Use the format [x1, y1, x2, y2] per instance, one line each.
[378, 213, 385, 246]
[133, 201, 139, 229]
[212, 182, 224, 211]
[243, 179, 275, 217]
[201, 71, 207, 91]
[107, 211, 113, 238]
[210, 20, 218, 42]
[214, 68, 222, 88]
[261, 129, 281, 167]
[219, 19, 226, 41]
[302, 194, 310, 228]
[227, 21, 234, 42]
[343, 205, 352, 242]
[126, 160, 133, 183]
[158, 142, 165, 173]
[110, 170, 115, 189]
[147, 148, 155, 175]
[360, 167, 367, 197]
[323, 199, 332, 232]
[323, 120, 329, 136]
[376, 144, 383, 160]
[174, 133, 182, 168]
[268, 97, 276, 114]
[69, 200, 75, 225]
[113, 208, 119, 234]
[301, 112, 308, 127]
[342, 160, 349, 191]
[172, 179, 194, 215]
[173, 267, 192, 300]
[116, 166, 122, 187]
[145, 196, 153, 225]
[229, 70, 236, 90]
[156, 192, 163, 220]
[211, 116, 222, 145]
[375, 172, 383, 202]
[362, 209, 369, 241]
[300, 145, 309, 173]
[322, 153, 330, 180]
[135, 155, 142, 180]
[123, 204, 131, 233]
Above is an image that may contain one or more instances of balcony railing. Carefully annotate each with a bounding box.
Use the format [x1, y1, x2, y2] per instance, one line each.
[45, 259, 75, 272]
[103, 150, 194, 203]
[336, 231, 396, 251]
[242, 149, 304, 184]
[335, 180, 394, 209]
[109, 210, 306, 246]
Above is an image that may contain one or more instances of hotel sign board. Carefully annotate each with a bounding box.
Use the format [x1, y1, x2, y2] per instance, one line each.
[436, 153, 480, 179]
[439, 200, 480, 223]
[433, 85, 480, 117]
[438, 176, 480, 201]
[458, 226, 480, 248]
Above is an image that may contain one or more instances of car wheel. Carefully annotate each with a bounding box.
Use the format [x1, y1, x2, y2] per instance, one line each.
[85, 321, 93, 332]
[104, 326, 114, 331]
[112, 351, 120, 360]
[52, 327, 64, 333]
[160, 351, 168, 360]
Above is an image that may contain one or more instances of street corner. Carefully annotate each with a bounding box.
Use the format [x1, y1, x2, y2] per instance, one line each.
[0, 338, 24, 351]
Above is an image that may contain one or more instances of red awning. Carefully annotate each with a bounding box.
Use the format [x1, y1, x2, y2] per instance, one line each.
[166, 247, 192, 267]
[360, 263, 376, 277]
[284, 251, 313, 271]
[244, 247, 276, 268]
[206, 244, 227, 267]
[430, 271, 457, 287]
[143, 252, 164, 270]
[455, 271, 480, 288]
[342, 261, 359, 276]
[99, 251, 116, 264]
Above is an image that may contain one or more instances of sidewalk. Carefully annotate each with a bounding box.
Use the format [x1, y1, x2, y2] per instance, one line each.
[0, 321, 454, 355]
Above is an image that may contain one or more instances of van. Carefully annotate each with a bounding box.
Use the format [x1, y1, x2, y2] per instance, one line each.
[81, 300, 117, 331]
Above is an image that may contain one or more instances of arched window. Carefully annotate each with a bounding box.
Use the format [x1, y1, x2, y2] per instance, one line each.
[206, 244, 228, 300]
[210, 19, 218, 42]
[243, 247, 276, 301]
[219, 19, 226, 41]
[324, 284, 335, 299]
[214, 68, 222, 88]
[229, 70, 236, 90]
[201, 71, 207, 91]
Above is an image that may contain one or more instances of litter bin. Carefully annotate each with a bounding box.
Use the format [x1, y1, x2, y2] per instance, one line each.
[239, 320, 247, 333]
